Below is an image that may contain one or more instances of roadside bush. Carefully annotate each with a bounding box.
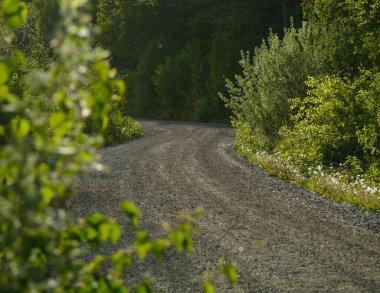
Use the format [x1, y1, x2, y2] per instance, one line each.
[223, 1, 380, 210]
[84, 102, 143, 146]
[0, 1, 197, 291]
[222, 23, 329, 151]
[279, 71, 380, 169]
[104, 105, 142, 145]
[1, 2, 237, 291]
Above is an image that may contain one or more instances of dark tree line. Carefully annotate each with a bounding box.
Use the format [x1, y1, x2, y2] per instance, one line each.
[96, 0, 302, 122]
[12, 0, 302, 122]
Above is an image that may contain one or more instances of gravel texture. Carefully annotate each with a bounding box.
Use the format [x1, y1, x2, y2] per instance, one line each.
[72, 120, 380, 292]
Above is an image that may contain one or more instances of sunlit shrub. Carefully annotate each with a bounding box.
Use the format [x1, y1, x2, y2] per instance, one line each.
[222, 22, 329, 150]
[279, 71, 380, 171]
[104, 109, 142, 145]
[0, 1, 198, 291]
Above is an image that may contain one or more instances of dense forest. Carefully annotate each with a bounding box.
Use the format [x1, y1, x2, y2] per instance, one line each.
[0, 0, 379, 291]
[96, 0, 302, 122]
[11, 0, 302, 122]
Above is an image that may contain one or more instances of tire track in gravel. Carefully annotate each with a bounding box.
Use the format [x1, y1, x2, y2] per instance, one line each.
[72, 120, 380, 292]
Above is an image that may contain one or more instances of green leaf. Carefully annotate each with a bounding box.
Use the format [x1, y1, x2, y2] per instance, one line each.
[93, 81, 112, 100]
[14, 49, 26, 66]
[226, 266, 237, 285]
[135, 243, 152, 260]
[121, 201, 141, 228]
[0, 62, 9, 84]
[49, 112, 72, 139]
[169, 231, 185, 252]
[151, 239, 171, 260]
[113, 79, 126, 96]
[113, 286, 129, 293]
[112, 250, 133, 273]
[120, 201, 141, 217]
[220, 264, 238, 286]
[179, 222, 191, 233]
[202, 282, 215, 293]
[130, 216, 139, 229]
[134, 231, 151, 259]
[87, 255, 105, 273]
[49, 112, 66, 129]
[39, 186, 55, 208]
[133, 282, 152, 293]
[3, 0, 28, 29]
[101, 114, 109, 131]
[85, 227, 99, 243]
[11, 117, 30, 141]
[0, 85, 10, 100]
[135, 231, 149, 244]
[85, 213, 105, 227]
[79, 150, 92, 163]
[109, 222, 122, 244]
[98, 222, 120, 243]
[98, 223, 111, 242]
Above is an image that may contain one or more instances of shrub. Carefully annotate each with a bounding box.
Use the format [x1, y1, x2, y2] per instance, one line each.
[278, 71, 380, 174]
[223, 1, 380, 210]
[222, 22, 329, 151]
[1, 2, 237, 291]
[0, 1, 205, 291]
[104, 105, 142, 145]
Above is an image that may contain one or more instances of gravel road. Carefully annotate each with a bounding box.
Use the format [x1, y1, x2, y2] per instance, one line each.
[73, 120, 380, 292]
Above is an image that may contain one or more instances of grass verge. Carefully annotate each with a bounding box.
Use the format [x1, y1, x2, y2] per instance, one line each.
[234, 140, 380, 212]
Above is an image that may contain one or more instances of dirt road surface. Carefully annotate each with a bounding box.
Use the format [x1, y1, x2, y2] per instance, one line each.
[73, 120, 380, 292]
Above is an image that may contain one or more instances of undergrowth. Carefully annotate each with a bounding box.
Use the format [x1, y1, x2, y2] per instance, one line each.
[233, 126, 380, 211]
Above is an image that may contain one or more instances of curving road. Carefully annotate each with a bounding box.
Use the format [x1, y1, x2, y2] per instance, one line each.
[73, 120, 380, 292]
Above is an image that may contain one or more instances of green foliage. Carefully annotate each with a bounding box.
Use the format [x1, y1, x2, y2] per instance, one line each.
[2, 0, 27, 29]
[1, 2, 237, 291]
[218, 259, 238, 286]
[125, 38, 172, 119]
[28, 0, 59, 47]
[5, 1, 52, 71]
[150, 39, 232, 122]
[202, 281, 215, 293]
[0, 62, 9, 83]
[279, 72, 380, 168]
[302, 0, 380, 72]
[0, 1, 194, 291]
[0, 1, 52, 129]
[233, 141, 380, 210]
[200, 258, 238, 292]
[153, 50, 193, 120]
[121, 200, 142, 229]
[224, 0, 380, 209]
[222, 23, 329, 150]
[96, 0, 299, 122]
[86, 101, 143, 146]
